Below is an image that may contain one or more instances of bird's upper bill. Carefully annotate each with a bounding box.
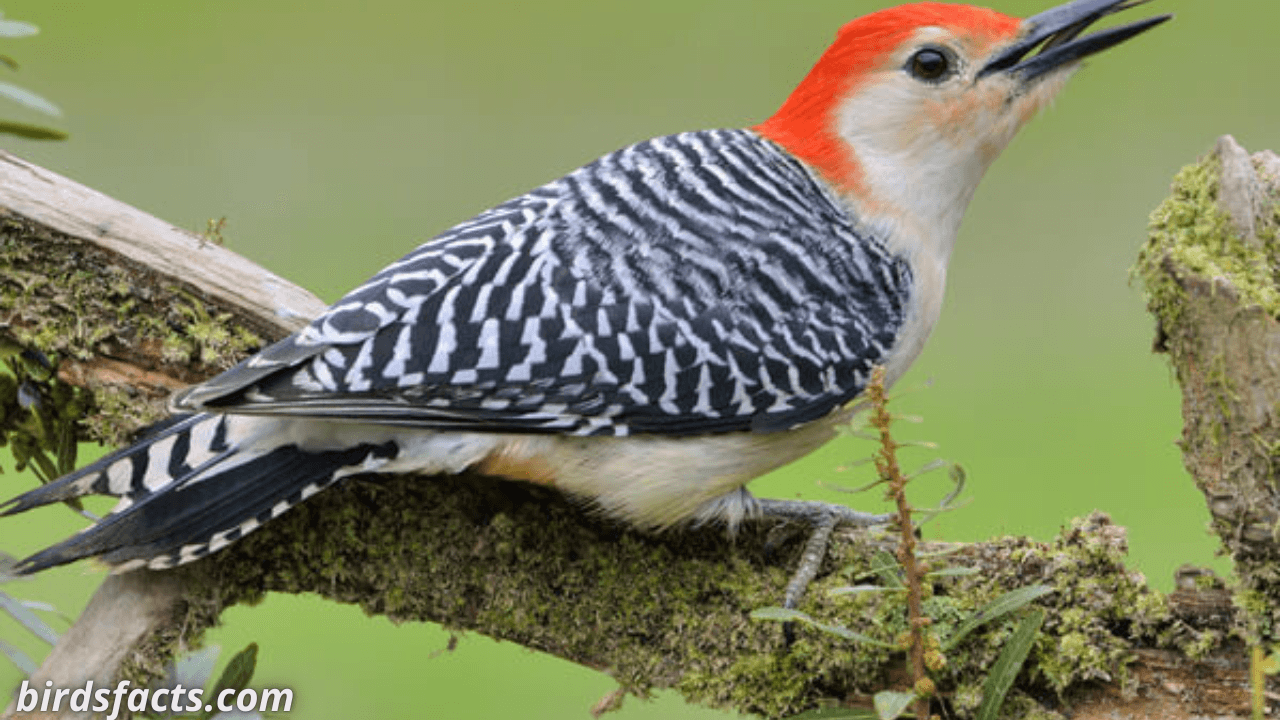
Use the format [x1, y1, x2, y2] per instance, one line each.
[982, 0, 1171, 82]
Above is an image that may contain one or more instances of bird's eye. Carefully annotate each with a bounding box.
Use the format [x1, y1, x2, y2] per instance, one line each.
[908, 48, 951, 82]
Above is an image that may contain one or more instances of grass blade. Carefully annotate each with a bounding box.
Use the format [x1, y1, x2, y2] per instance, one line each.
[943, 584, 1052, 652]
[0, 81, 60, 115]
[751, 607, 897, 648]
[786, 708, 879, 720]
[871, 551, 904, 589]
[202, 643, 258, 719]
[0, 639, 37, 675]
[0, 19, 37, 38]
[924, 566, 980, 578]
[828, 584, 901, 597]
[975, 609, 1045, 720]
[0, 589, 58, 645]
[0, 120, 66, 140]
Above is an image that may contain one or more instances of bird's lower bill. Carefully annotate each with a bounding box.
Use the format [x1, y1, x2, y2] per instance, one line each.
[982, 0, 1171, 83]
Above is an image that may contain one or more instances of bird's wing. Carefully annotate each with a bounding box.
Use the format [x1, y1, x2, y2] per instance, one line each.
[173, 130, 912, 436]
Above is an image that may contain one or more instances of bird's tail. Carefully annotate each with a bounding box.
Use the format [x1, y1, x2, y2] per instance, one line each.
[1, 413, 398, 573]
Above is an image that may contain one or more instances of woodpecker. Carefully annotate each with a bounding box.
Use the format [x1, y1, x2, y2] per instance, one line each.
[3, 0, 1167, 576]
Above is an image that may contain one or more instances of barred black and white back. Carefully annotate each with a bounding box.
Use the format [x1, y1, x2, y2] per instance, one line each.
[2, 130, 912, 573]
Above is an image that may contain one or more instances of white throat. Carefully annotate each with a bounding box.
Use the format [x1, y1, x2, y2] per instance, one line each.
[821, 68, 1072, 387]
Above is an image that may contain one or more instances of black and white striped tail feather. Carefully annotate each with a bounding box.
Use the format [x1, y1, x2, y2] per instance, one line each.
[0, 413, 219, 518]
[2, 412, 399, 574]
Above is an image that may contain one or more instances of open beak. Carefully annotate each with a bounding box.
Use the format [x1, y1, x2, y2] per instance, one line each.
[978, 0, 1171, 81]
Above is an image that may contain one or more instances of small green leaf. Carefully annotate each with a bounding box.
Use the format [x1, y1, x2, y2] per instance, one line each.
[27, 450, 56, 484]
[822, 476, 889, 495]
[917, 545, 965, 559]
[837, 456, 877, 470]
[750, 606, 811, 623]
[975, 609, 1045, 720]
[828, 584, 902, 596]
[17, 598, 74, 627]
[913, 499, 973, 529]
[873, 690, 915, 720]
[943, 584, 1053, 651]
[751, 607, 897, 648]
[173, 645, 222, 691]
[807, 622, 896, 647]
[871, 550, 903, 588]
[925, 566, 980, 578]
[204, 643, 258, 718]
[1259, 652, 1280, 676]
[786, 707, 879, 720]
[842, 432, 879, 442]
[906, 459, 949, 479]
[946, 464, 967, 498]
[0, 19, 38, 38]
[0, 81, 60, 115]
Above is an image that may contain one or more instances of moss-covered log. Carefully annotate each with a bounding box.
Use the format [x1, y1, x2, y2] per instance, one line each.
[2, 145, 1275, 720]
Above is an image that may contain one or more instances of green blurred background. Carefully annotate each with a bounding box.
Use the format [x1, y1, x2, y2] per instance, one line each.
[1, 0, 1277, 717]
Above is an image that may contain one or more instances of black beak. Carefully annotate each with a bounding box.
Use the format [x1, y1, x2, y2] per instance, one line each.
[978, 0, 1171, 82]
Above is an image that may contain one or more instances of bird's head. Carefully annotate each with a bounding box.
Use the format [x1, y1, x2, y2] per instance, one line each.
[756, 0, 1169, 259]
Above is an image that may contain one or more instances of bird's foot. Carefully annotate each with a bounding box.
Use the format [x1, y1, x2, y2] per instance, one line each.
[755, 498, 891, 611]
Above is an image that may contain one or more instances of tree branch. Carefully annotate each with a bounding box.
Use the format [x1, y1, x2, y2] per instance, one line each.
[1, 146, 1274, 719]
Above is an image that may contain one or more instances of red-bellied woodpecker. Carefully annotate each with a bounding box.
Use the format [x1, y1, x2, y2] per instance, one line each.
[3, 1, 1168, 590]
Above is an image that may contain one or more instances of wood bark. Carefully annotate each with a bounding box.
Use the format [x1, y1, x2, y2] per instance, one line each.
[0, 146, 1274, 719]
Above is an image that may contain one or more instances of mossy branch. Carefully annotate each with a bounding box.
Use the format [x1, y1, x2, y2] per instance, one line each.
[0, 148, 1272, 720]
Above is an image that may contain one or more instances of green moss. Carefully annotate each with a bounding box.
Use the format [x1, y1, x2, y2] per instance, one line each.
[630, 512, 1186, 716]
[1016, 705, 1068, 720]
[1133, 154, 1280, 328]
[81, 384, 168, 448]
[803, 513, 1179, 715]
[160, 290, 264, 367]
[117, 584, 230, 691]
[686, 650, 813, 718]
[1180, 628, 1221, 661]
[0, 216, 266, 449]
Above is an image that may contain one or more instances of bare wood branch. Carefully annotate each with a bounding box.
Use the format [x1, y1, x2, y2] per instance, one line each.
[0, 146, 1274, 719]
[0, 151, 326, 339]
